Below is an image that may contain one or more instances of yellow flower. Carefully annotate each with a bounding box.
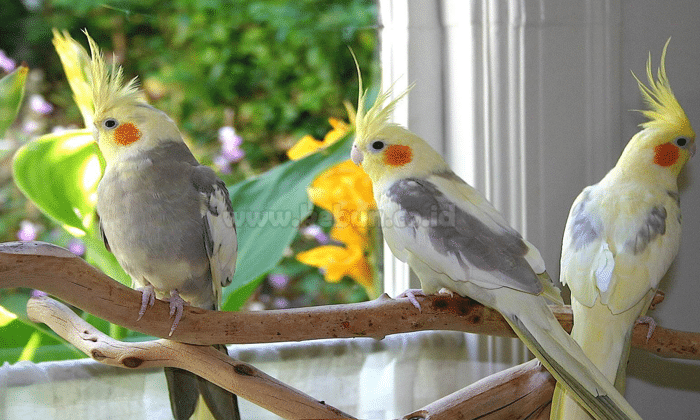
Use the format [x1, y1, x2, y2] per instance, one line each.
[296, 245, 374, 291]
[287, 118, 350, 160]
[291, 118, 378, 294]
[287, 134, 326, 160]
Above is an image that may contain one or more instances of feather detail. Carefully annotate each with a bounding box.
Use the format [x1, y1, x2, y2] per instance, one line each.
[632, 38, 692, 134]
[51, 29, 94, 126]
[351, 49, 413, 144]
[85, 30, 143, 119]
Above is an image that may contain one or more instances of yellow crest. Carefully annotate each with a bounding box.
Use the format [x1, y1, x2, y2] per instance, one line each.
[52, 29, 94, 126]
[85, 30, 142, 119]
[351, 51, 413, 143]
[633, 38, 691, 132]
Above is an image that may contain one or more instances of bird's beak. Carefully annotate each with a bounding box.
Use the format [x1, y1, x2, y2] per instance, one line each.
[690, 141, 696, 157]
[351, 144, 363, 165]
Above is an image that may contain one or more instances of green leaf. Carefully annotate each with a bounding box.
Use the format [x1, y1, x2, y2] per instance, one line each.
[223, 133, 353, 310]
[0, 65, 28, 138]
[12, 129, 131, 286]
[12, 129, 103, 235]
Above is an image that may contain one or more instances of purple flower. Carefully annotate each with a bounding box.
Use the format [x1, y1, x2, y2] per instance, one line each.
[302, 224, 330, 244]
[268, 273, 290, 289]
[218, 126, 242, 147]
[0, 50, 15, 73]
[29, 94, 53, 114]
[273, 297, 290, 309]
[22, 120, 40, 134]
[68, 239, 86, 256]
[222, 147, 245, 162]
[17, 221, 39, 241]
[214, 154, 232, 174]
[31, 290, 48, 298]
[218, 126, 245, 163]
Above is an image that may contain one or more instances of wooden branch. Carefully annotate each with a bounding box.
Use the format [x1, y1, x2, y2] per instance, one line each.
[1, 241, 699, 360]
[26, 295, 355, 420]
[398, 359, 554, 420]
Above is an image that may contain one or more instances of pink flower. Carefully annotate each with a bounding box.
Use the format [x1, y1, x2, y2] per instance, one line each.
[0, 50, 15, 73]
[302, 224, 330, 244]
[268, 273, 290, 289]
[29, 94, 54, 114]
[68, 239, 85, 256]
[17, 220, 39, 241]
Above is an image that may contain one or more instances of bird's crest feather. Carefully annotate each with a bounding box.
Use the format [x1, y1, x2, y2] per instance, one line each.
[351, 50, 413, 143]
[85, 30, 142, 118]
[632, 38, 690, 132]
[52, 29, 94, 126]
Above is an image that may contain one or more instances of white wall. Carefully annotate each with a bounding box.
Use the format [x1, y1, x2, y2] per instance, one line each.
[380, 0, 700, 417]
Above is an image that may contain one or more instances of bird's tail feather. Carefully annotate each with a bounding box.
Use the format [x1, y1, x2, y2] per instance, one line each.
[165, 344, 240, 420]
[551, 296, 646, 420]
[501, 299, 641, 420]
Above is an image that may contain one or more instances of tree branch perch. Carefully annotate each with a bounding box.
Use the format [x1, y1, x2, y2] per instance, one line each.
[24, 295, 355, 420]
[1, 241, 698, 360]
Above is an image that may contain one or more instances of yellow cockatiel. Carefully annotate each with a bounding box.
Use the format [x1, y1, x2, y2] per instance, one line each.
[551, 41, 695, 419]
[350, 72, 642, 419]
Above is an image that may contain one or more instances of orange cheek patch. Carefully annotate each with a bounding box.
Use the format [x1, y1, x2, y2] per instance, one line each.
[114, 123, 142, 145]
[654, 143, 679, 167]
[384, 144, 413, 167]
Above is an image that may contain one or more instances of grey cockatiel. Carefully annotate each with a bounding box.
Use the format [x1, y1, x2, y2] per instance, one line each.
[349, 66, 643, 419]
[84, 33, 240, 420]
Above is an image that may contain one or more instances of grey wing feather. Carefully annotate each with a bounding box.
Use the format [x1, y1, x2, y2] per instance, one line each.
[387, 178, 542, 295]
[96, 212, 111, 253]
[193, 167, 237, 300]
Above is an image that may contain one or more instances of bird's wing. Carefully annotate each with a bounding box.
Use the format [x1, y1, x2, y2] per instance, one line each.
[561, 184, 681, 314]
[96, 211, 111, 253]
[380, 173, 543, 296]
[193, 166, 237, 308]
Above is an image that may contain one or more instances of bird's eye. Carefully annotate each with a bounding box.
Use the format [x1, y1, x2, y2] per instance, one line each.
[675, 137, 688, 147]
[103, 118, 118, 129]
[370, 140, 386, 151]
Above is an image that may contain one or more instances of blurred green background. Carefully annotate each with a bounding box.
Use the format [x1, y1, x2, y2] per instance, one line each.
[0, 0, 379, 363]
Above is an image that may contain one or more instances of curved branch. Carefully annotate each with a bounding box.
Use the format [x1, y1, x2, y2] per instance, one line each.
[399, 359, 554, 420]
[1, 241, 699, 360]
[25, 295, 354, 420]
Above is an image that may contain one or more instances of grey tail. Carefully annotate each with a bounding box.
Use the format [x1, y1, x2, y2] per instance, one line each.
[165, 344, 241, 420]
[505, 313, 637, 420]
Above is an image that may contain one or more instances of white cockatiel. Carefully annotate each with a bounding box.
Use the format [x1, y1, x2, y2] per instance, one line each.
[349, 74, 643, 419]
[81, 32, 240, 420]
[551, 41, 695, 419]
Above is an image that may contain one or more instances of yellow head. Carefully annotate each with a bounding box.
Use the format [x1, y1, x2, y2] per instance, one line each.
[86, 31, 181, 163]
[350, 67, 448, 191]
[618, 38, 695, 179]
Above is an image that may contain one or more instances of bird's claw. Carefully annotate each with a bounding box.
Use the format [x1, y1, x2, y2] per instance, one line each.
[636, 315, 657, 342]
[397, 288, 426, 312]
[167, 290, 188, 336]
[136, 284, 156, 321]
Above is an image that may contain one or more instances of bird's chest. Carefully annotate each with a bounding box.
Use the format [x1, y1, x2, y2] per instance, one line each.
[97, 163, 206, 269]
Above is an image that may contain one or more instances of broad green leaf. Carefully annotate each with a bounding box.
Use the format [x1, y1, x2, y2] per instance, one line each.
[0, 65, 28, 138]
[223, 133, 353, 310]
[12, 129, 130, 287]
[12, 129, 103, 235]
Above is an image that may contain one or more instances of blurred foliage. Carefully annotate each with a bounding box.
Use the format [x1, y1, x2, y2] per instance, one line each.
[1, 0, 378, 178]
[0, 0, 378, 363]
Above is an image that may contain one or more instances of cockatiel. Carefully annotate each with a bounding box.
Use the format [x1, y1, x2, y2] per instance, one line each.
[550, 41, 694, 420]
[84, 33, 240, 420]
[350, 75, 642, 419]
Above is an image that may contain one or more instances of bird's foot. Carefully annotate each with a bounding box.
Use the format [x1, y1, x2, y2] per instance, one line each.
[397, 288, 426, 312]
[136, 284, 156, 321]
[167, 290, 189, 336]
[636, 315, 657, 342]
